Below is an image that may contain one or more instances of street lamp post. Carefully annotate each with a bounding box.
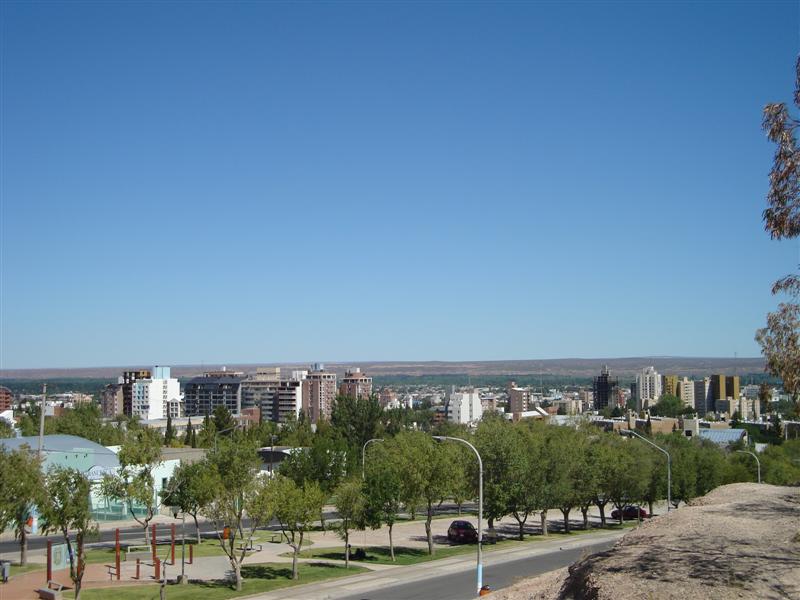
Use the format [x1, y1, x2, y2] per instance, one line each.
[361, 438, 385, 480]
[736, 450, 761, 484]
[270, 434, 277, 475]
[433, 436, 483, 596]
[622, 429, 671, 512]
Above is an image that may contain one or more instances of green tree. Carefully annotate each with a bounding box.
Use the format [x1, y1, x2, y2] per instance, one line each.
[161, 460, 217, 543]
[164, 413, 175, 446]
[393, 432, 455, 555]
[213, 405, 236, 436]
[267, 475, 326, 580]
[201, 435, 269, 591]
[651, 395, 689, 418]
[504, 426, 537, 540]
[593, 435, 620, 527]
[333, 479, 366, 568]
[183, 418, 195, 447]
[0, 446, 43, 565]
[40, 467, 93, 600]
[757, 58, 800, 410]
[331, 394, 383, 473]
[100, 428, 162, 544]
[474, 418, 516, 536]
[196, 412, 216, 448]
[606, 438, 648, 524]
[0, 419, 14, 438]
[363, 444, 403, 561]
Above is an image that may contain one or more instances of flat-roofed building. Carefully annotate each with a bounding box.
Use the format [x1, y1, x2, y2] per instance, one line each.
[101, 383, 124, 418]
[122, 369, 151, 417]
[131, 366, 181, 420]
[184, 372, 243, 416]
[679, 377, 695, 409]
[593, 366, 618, 410]
[0, 386, 13, 412]
[339, 368, 372, 399]
[507, 382, 530, 413]
[302, 363, 336, 423]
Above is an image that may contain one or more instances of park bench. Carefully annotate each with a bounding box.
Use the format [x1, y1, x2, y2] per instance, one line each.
[266, 532, 282, 543]
[237, 541, 263, 552]
[36, 580, 65, 600]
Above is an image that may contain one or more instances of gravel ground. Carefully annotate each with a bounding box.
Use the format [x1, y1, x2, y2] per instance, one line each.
[490, 483, 800, 600]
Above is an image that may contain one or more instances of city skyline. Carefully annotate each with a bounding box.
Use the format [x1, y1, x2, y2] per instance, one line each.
[2, 1, 798, 368]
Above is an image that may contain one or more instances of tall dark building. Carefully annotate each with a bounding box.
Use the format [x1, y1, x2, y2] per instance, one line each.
[593, 365, 618, 411]
[183, 372, 243, 416]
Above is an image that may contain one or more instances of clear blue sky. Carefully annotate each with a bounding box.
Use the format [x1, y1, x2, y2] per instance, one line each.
[1, 1, 798, 369]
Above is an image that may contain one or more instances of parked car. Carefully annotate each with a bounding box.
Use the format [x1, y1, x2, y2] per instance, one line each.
[611, 505, 649, 520]
[447, 520, 478, 543]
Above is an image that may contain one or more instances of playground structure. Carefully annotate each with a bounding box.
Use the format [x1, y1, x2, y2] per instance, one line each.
[40, 522, 194, 596]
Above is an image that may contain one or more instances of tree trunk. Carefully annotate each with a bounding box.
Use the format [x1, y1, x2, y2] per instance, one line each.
[617, 506, 624, 525]
[19, 526, 27, 566]
[518, 519, 525, 541]
[193, 514, 202, 544]
[597, 502, 606, 527]
[457, 502, 462, 516]
[425, 504, 434, 555]
[581, 507, 589, 530]
[292, 534, 302, 580]
[648, 500, 654, 518]
[561, 509, 571, 533]
[388, 524, 395, 562]
[344, 529, 350, 568]
[234, 560, 242, 591]
[540, 510, 548, 536]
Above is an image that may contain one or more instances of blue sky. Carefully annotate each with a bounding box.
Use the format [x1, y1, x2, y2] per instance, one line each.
[1, 1, 798, 369]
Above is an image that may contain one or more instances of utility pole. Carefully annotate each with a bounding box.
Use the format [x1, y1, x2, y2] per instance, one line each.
[38, 383, 47, 458]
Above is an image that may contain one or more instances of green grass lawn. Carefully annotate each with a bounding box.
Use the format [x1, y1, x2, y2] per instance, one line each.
[7, 561, 46, 576]
[71, 562, 368, 600]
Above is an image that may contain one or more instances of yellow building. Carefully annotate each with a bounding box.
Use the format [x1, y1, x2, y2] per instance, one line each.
[662, 375, 679, 398]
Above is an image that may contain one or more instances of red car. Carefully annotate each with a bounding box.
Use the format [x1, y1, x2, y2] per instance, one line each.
[447, 520, 478, 543]
[611, 506, 649, 520]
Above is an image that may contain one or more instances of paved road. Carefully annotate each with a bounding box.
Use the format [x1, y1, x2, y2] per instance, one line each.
[335, 540, 614, 600]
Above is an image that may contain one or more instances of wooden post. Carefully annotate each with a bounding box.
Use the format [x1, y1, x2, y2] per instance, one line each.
[135, 558, 140, 580]
[188, 543, 193, 564]
[154, 557, 160, 581]
[171, 523, 176, 565]
[47, 540, 52, 582]
[115, 528, 120, 581]
[151, 524, 157, 562]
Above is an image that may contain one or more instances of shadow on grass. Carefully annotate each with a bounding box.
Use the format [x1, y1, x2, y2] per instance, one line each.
[306, 546, 432, 563]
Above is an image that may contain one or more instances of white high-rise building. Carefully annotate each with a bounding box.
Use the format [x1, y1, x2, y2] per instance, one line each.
[447, 389, 483, 424]
[679, 377, 695, 409]
[131, 366, 181, 420]
[636, 366, 662, 411]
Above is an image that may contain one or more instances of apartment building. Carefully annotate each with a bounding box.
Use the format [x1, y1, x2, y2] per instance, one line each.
[447, 388, 483, 424]
[507, 382, 531, 414]
[593, 366, 618, 410]
[678, 377, 695, 409]
[302, 363, 337, 423]
[122, 369, 151, 417]
[636, 366, 662, 411]
[339, 368, 373, 400]
[694, 377, 713, 415]
[183, 370, 243, 416]
[131, 366, 181, 420]
[0, 386, 13, 412]
[100, 383, 124, 418]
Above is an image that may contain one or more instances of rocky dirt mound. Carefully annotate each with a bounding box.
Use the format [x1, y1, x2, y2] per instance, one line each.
[492, 483, 800, 600]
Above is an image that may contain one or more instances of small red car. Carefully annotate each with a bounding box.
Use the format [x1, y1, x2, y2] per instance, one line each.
[611, 506, 649, 520]
[447, 520, 478, 543]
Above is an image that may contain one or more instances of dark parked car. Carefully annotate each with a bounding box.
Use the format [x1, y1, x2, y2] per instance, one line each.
[447, 520, 478, 543]
[611, 505, 649, 520]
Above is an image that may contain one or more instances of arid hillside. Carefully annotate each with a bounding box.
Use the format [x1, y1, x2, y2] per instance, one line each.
[494, 483, 799, 600]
